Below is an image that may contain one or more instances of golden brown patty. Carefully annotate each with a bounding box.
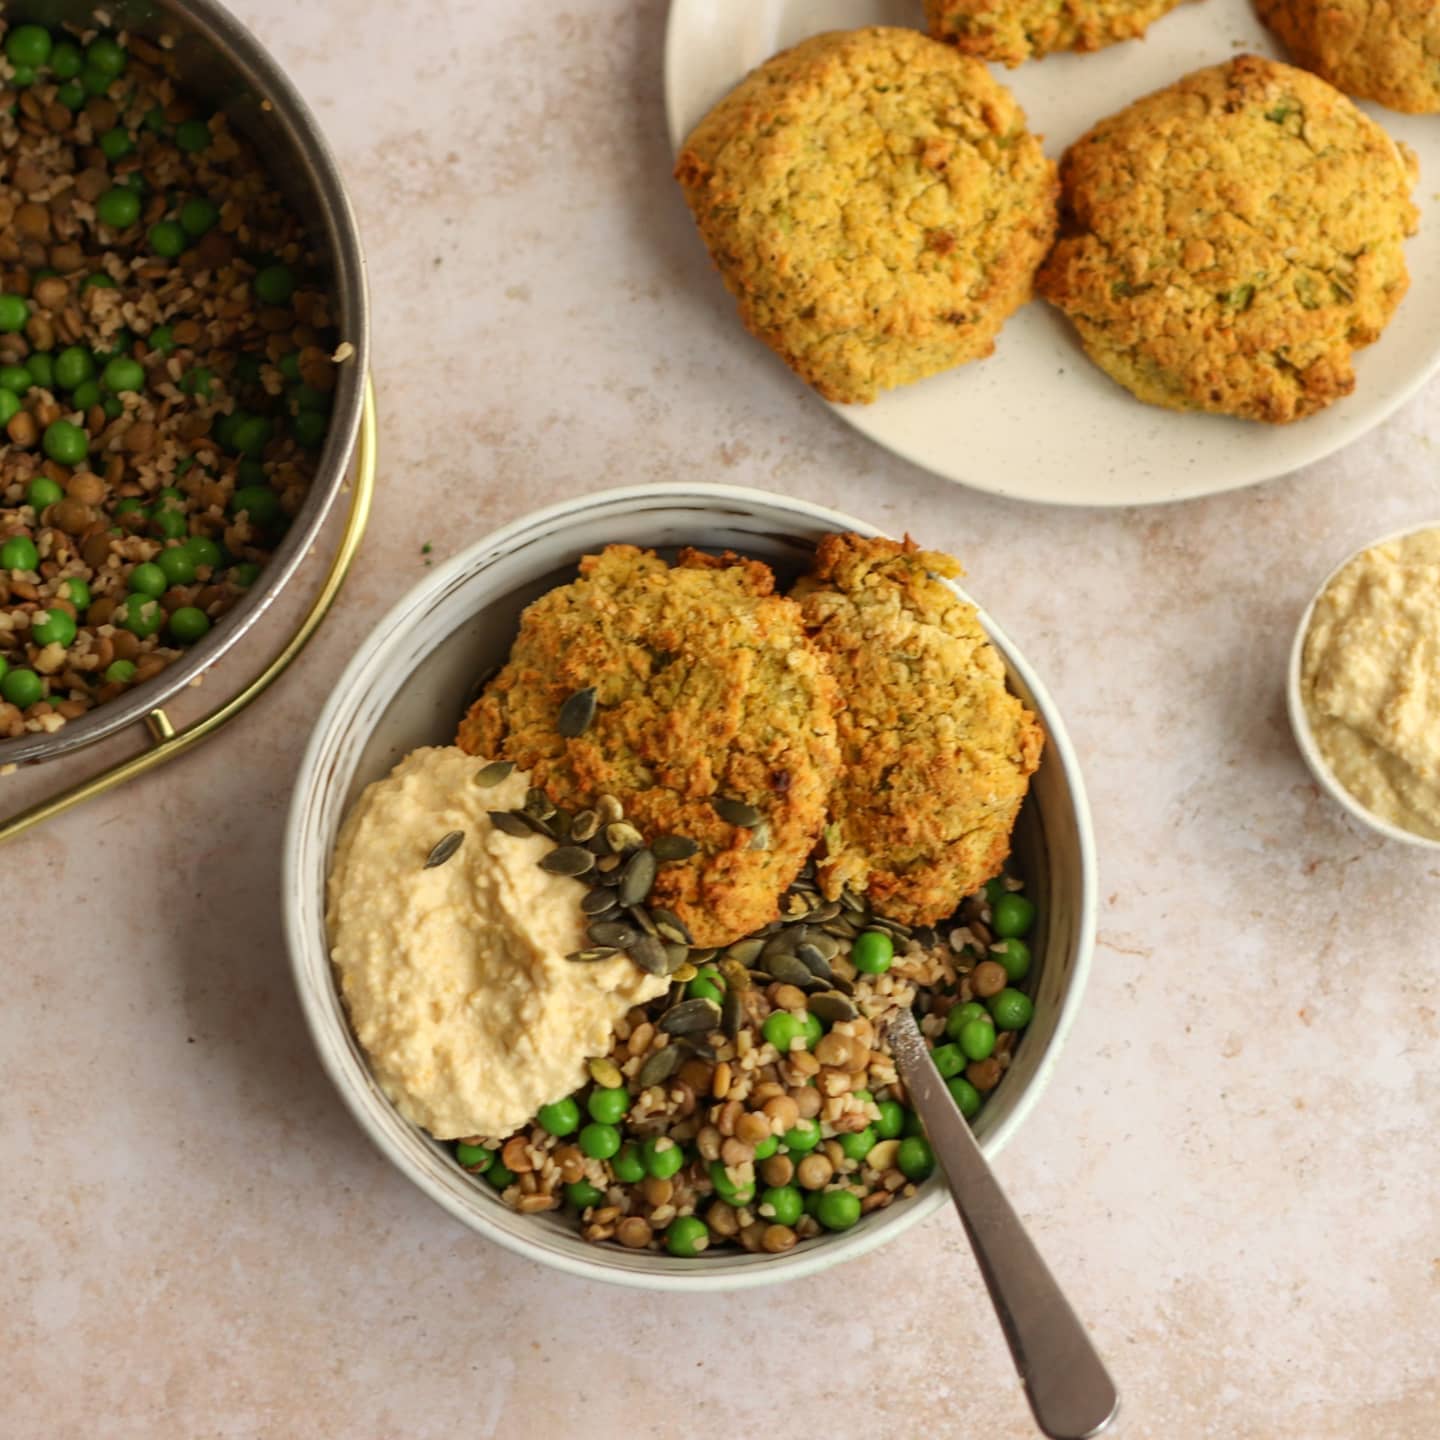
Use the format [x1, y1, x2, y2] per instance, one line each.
[792, 534, 1043, 927]
[1257, 0, 1440, 113]
[924, 0, 1185, 65]
[1036, 56, 1418, 423]
[456, 546, 840, 948]
[673, 26, 1057, 405]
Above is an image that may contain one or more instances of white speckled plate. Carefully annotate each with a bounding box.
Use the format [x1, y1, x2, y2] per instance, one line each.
[664, 0, 1440, 506]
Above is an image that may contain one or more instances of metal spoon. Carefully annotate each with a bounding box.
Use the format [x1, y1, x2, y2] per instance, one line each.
[886, 1009, 1119, 1439]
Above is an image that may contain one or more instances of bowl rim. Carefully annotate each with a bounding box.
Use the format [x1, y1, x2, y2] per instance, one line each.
[1286, 519, 1440, 853]
[283, 481, 1099, 1289]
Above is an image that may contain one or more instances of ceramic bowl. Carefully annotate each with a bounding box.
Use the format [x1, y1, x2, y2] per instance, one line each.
[1287, 523, 1440, 852]
[283, 483, 1098, 1290]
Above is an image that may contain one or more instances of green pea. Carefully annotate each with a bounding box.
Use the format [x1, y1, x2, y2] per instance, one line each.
[852, 929, 894, 975]
[150, 507, 187, 541]
[80, 66, 113, 97]
[752, 1133, 779, 1161]
[762, 1010, 802, 1052]
[102, 659, 137, 684]
[9, 64, 33, 87]
[946, 1076, 982, 1119]
[799, 1010, 823, 1048]
[153, 546, 195, 589]
[586, 1085, 629, 1125]
[179, 196, 219, 237]
[0, 390, 19, 425]
[782, 1118, 821, 1154]
[611, 1143, 646, 1184]
[128, 562, 167, 597]
[254, 263, 295, 305]
[84, 273, 117, 291]
[291, 409, 328, 449]
[803, 1188, 825, 1218]
[176, 118, 211, 153]
[25, 477, 62, 509]
[577, 1122, 620, 1160]
[143, 105, 167, 133]
[761, 1185, 803, 1226]
[896, 1136, 936, 1182]
[708, 1159, 754, 1206]
[665, 1215, 709, 1257]
[55, 576, 89, 609]
[0, 294, 28, 332]
[1, 667, 42, 708]
[564, 1180, 603, 1209]
[237, 458, 266, 487]
[536, 1097, 580, 1137]
[994, 938, 1031, 982]
[229, 486, 280, 529]
[55, 346, 95, 390]
[113, 497, 149, 521]
[288, 381, 331, 413]
[95, 184, 141, 229]
[71, 380, 101, 411]
[0, 655, 7, 683]
[1, 535, 39, 571]
[180, 367, 214, 397]
[232, 415, 272, 458]
[902, 1107, 926, 1137]
[817, 1189, 863, 1231]
[85, 37, 126, 77]
[155, 486, 185, 508]
[485, 1159, 515, 1190]
[55, 80, 85, 110]
[102, 356, 144, 392]
[455, 1141, 492, 1172]
[278, 351, 301, 380]
[185, 536, 222, 570]
[229, 561, 260, 588]
[945, 1001, 991, 1041]
[5, 24, 52, 68]
[926, 1042, 964, 1079]
[640, 1135, 684, 1180]
[874, 1099, 906, 1139]
[992, 893, 1036, 939]
[0, 364, 32, 392]
[27, 353, 54, 388]
[148, 220, 186, 258]
[839, 1126, 877, 1162]
[988, 988, 1034, 1031]
[99, 126, 133, 161]
[958, 1020, 996, 1062]
[49, 41, 83, 79]
[686, 972, 723, 1004]
[30, 607, 76, 647]
[148, 325, 175, 355]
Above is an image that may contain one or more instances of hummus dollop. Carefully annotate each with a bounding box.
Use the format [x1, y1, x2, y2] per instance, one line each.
[327, 747, 667, 1139]
[1302, 528, 1440, 840]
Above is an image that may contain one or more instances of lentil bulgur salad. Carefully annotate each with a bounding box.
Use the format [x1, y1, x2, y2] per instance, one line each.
[328, 537, 1044, 1260]
[0, 18, 336, 737]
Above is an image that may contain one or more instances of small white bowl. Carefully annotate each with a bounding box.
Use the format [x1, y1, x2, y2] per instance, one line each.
[283, 483, 1098, 1290]
[1287, 522, 1440, 852]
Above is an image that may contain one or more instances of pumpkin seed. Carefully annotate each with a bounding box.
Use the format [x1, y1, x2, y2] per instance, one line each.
[672, 961, 698, 984]
[549, 809, 573, 841]
[712, 796, 763, 828]
[463, 664, 498, 708]
[823, 918, 859, 941]
[763, 952, 818, 988]
[723, 937, 764, 967]
[721, 987, 743, 1038]
[557, 686, 597, 738]
[807, 990, 858, 1024]
[807, 931, 840, 961]
[659, 998, 721, 1036]
[540, 845, 595, 877]
[913, 925, 939, 950]
[596, 793, 624, 824]
[795, 943, 834, 984]
[524, 786, 555, 819]
[589, 919, 640, 948]
[474, 759, 514, 788]
[423, 831, 465, 869]
[570, 809, 600, 842]
[588, 1056, 625, 1088]
[688, 947, 719, 965]
[595, 854, 622, 875]
[871, 916, 913, 939]
[762, 932, 797, 960]
[605, 821, 644, 856]
[581, 888, 621, 916]
[803, 901, 841, 924]
[652, 834, 699, 862]
[629, 935, 669, 976]
[514, 809, 557, 839]
[840, 888, 867, 914]
[637, 1045, 681, 1088]
[680, 1037, 718, 1062]
[718, 957, 751, 992]
[829, 973, 856, 996]
[566, 946, 618, 962]
[617, 848, 657, 908]
[662, 941, 690, 974]
[650, 907, 693, 945]
[488, 810, 533, 839]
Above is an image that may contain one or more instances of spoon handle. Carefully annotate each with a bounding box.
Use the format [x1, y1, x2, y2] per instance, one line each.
[887, 1010, 1119, 1440]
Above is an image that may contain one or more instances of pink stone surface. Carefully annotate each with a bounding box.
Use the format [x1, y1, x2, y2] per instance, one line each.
[4, 3, 1439, 1436]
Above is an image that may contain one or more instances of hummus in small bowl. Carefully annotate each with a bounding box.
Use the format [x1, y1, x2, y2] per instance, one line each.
[1289, 523, 1440, 849]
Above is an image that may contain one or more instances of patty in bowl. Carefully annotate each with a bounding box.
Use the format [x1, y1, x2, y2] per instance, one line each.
[285, 485, 1096, 1289]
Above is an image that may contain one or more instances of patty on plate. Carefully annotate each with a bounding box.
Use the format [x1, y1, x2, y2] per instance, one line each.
[1035, 55, 1419, 423]
[456, 545, 840, 948]
[791, 533, 1043, 926]
[673, 26, 1057, 405]
[923, 0, 1187, 66]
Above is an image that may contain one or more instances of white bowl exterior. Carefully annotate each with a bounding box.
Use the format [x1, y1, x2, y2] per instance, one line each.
[1286, 522, 1440, 852]
[284, 483, 1098, 1290]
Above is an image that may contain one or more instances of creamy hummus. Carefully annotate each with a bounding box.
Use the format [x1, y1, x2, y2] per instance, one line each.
[1301, 528, 1440, 840]
[327, 747, 667, 1139]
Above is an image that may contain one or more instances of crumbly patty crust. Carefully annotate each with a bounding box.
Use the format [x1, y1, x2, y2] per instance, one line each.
[1257, 0, 1440, 114]
[792, 534, 1043, 926]
[674, 26, 1057, 405]
[1036, 56, 1418, 423]
[923, 0, 1185, 66]
[457, 546, 840, 948]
